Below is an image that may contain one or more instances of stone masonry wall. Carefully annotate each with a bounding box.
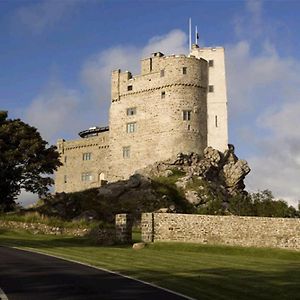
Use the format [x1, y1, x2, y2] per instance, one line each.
[0, 220, 89, 236]
[115, 213, 133, 244]
[141, 213, 300, 251]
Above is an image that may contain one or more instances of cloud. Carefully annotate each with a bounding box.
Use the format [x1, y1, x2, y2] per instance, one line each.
[142, 29, 187, 57]
[226, 40, 300, 115]
[24, 80, 83, 144]
[234, 0, 264, 39]
[14, 0, 81, 34]
[81, 29, 188, 117]
[227, 1, 300, 207]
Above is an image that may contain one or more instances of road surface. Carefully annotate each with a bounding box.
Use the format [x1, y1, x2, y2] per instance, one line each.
[0, 246, 191, 300]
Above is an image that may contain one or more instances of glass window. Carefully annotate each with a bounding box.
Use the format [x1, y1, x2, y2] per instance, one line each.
[123, 146, 130, 158]
[83, 152, 92, 160]
[126, 122, 136, 133]
[81, 172, 93, 181]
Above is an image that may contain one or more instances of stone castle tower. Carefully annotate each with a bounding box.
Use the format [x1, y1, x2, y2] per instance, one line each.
[55, 45, 228, 192]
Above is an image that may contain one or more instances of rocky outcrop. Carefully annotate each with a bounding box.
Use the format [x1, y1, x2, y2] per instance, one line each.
[137, 144, 250, 207]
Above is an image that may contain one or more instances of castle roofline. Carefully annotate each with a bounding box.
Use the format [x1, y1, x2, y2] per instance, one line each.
[192, 45, 224, 51]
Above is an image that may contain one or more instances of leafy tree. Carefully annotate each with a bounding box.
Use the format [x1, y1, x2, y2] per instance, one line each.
[228, 193, 254, 216]
[0, 111, 62, 212]
[251, 190, 298, 218]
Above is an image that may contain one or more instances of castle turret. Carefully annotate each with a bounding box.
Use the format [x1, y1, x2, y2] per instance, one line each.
[108, 52, 209, 180]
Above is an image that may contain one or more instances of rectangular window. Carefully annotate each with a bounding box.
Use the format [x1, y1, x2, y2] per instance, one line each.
[215, 115, 218, 127]
[64, 175, 67, 184]
[126, 107, 136, 116]
[127, 85, 133, 91]
[182, 67, 187, 74]
[183, 110, 192, 121]
[209, 60, 214, 67]
[123, 146, 130, 158]
[83, 152, 92, 160]
[81, 172, 93, 182]
[126, 122, 136, 133]
[208, 85, 214, 93]
[161, 91, 165, 99]
[64, 156, 67, 163]
[160, 69, 165, 77]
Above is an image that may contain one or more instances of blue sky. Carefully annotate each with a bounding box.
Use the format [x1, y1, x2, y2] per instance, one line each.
[1, 0, 300, 207]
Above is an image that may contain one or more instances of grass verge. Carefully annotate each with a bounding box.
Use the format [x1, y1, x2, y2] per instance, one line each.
[0, 229, 299, 300]
[0, 212, 102, 229]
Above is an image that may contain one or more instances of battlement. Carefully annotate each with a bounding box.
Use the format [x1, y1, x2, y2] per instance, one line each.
[111, 53, 208, 102]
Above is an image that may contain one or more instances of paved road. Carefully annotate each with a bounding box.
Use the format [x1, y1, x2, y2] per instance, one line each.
[0, 246, 190, 300]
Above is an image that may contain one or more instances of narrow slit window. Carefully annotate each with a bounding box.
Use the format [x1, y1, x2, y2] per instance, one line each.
[183, 110, 192, 121]
[208, 85, 214, 93]
[64, 175, 67, 184]
[209, 60, 214, 67]
[160, 69, 165, 77]
[161, 91, 166, 99]
[215, 115, 218, 127]
[182, 67, 187, 74]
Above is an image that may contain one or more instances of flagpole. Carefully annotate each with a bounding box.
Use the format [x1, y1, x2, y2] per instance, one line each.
[189, 18, 192, 51]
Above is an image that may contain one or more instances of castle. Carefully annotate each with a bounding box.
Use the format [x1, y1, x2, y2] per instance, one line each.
[55, 44, 228, 193]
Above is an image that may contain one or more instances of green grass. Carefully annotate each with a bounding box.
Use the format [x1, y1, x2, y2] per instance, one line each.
[0, 212, 102, 229]
[0, 229, 299, 300]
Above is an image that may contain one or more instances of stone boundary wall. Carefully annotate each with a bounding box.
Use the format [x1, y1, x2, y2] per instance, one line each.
[141, 213, 300, 251]
[0, 220, 90, 236]
[0, 214, 132, 245]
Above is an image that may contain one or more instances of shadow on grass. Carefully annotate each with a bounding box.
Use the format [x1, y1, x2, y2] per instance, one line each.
[122, 266, 300, 300]
[0, 229, 129, 249]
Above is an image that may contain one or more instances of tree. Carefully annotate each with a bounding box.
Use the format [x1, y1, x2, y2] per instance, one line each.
[251, 190, 298, 218]
[0, 111, 62, 212]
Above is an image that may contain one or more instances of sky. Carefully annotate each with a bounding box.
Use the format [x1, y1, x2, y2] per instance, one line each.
[1, 0, 300, 207]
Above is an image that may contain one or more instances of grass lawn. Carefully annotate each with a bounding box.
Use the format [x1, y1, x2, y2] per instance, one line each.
[0, 229, 299, 300]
